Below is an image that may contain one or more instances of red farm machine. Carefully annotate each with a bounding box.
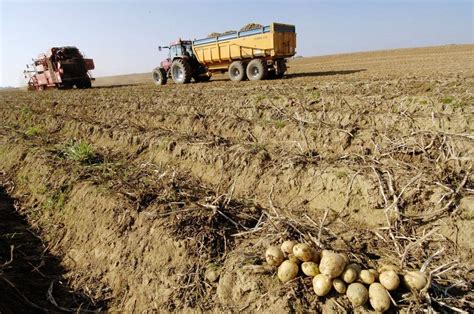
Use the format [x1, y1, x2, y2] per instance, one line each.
[24, 46, 95, 90]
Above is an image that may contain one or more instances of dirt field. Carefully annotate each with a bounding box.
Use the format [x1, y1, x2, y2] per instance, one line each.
[0, 44, 473, 312]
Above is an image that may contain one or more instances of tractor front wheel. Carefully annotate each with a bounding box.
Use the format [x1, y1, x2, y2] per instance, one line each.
[171, 59, 192, 84]
[152, 67, 167, 85]
[228, 61, 246, 82]
[246, 59, 268, 81]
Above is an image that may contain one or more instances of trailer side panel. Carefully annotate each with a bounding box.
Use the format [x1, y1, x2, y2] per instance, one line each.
[193, 23, 296, 71]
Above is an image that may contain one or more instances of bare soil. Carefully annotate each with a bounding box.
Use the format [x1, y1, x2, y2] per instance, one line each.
[0, 183, 105, 312]
[0, 44, 473, 312]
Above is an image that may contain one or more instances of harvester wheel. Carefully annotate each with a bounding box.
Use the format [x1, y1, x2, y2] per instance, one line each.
[83, 78, 92, 88]
[246, 59, 268, 81]
[152, 67, 167, 85]
[171, 59, 192, 84]
[228, 61, 246, 82]
[58, 82, 72, 90]
[75, 78, 91, 89]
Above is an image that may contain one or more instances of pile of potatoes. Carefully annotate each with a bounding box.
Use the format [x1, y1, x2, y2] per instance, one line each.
[265, 241, 428, 312]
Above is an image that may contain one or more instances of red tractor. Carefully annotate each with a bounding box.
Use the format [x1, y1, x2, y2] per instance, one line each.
[24, 46, 95, 90]
[152, 40, 210, 85]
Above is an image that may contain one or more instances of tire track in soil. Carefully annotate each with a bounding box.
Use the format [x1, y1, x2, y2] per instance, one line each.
[0, 184, 105, 313]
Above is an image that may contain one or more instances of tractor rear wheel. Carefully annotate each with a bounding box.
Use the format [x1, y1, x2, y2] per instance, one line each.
[152, 67, 167, 85]
[171, 59, 192, 84]
[246, 59, 268, 81]
[228, 61, 246, 82]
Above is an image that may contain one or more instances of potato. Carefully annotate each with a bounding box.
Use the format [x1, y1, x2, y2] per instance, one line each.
[313, 274, 333, 296]
[281, 240, 297, 255]
[319, 252, 347, 278]
[301, 262, 320, 277]
[369, 283, 391, 312]
[342, 267, 358, 283]
[342, 263, 361, 283]
[368, 268, 379, 281]
[277, 260, 299, 282]
[339, 252, 350, 265]
[346, 283, 369, 307]
[287, 253, 302, 265]
[265, 246, 285, 267]
[292, 243, 313, 262]
[359, 269, 375, 284]
[204, 265, 221, 283]
[321, 249, 331, 258]
[379, 270, 400, 291]
[333, 278, 347, 294]
[403, 271, 428, 291]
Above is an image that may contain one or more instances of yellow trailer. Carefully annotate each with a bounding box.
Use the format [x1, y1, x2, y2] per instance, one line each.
[152, 23, 296, 85]
[192, 23, 296, 81]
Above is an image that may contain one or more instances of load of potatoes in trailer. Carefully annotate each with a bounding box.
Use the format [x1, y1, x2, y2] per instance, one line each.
[152, 22, 296, 85]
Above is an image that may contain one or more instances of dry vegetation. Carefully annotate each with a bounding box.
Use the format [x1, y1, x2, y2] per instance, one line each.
[0, 44, 473, 312]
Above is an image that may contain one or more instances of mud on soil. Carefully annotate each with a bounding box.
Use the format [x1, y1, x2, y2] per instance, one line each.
[0, 45, 473, 312]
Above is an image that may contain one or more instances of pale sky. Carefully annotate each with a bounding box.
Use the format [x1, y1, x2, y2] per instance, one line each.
[1, 0, 473, 87]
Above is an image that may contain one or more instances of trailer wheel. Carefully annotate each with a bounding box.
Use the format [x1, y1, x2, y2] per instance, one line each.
[171, 59, 192, 84]
[152, 67, 167, 85]
[228, 61, 246, 82]
[246, 59, 268, 81]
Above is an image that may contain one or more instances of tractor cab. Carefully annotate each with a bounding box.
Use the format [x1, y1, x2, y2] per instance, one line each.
[169, 40, 194, 59]
[159, 40, 196, 72]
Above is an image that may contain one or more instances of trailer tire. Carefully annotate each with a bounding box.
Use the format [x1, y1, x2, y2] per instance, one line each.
[152, 67, 167, 85]
[171, 59, 192, 84]
[246, 59, 268, 81]
[228, 61, 246, 82]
